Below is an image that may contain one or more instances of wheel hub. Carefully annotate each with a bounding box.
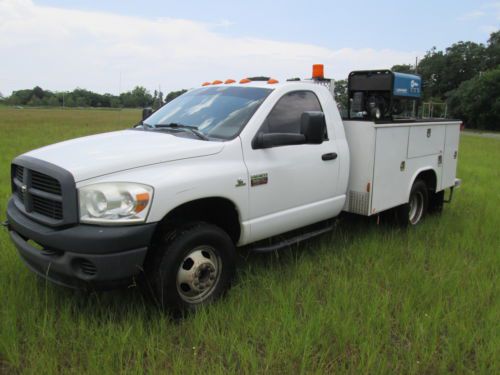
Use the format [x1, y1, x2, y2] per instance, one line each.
[176, 246, 221, 303]
[193, 262, 216, 291]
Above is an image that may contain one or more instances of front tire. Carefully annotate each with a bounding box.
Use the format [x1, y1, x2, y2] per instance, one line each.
[150, 222, 235, 314]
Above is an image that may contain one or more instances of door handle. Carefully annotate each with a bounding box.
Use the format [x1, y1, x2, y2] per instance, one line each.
[322, 152, 337, 161]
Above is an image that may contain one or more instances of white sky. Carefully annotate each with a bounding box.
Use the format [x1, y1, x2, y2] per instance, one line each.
[0, 0, 463, 95]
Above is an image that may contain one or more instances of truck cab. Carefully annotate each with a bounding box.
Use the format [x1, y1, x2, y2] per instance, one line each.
[5, 66, 460, 313]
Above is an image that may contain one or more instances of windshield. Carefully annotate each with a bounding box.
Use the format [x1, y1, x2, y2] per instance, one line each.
[144, 86, 272, 140]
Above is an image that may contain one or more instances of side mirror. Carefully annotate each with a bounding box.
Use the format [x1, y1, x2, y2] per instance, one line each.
[142, 107, 153, 121]
[252, 132, 306, 149]
[300, 111, 326, 144]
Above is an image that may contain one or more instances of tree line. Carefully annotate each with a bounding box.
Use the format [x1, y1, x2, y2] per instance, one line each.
[0, 85, 187, 110]
[334, 30, 499, 130]
[1, 30, 498, 129]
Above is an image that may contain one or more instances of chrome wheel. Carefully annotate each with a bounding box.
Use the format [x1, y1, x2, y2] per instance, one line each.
[409, 190, 424, 225]
[176, 246, 222, 303]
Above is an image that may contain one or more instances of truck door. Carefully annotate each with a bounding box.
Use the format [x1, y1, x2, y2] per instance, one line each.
[242, 90, 341, 242]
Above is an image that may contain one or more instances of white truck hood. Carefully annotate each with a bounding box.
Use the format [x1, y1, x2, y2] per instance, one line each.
[24, 130, 224, 182]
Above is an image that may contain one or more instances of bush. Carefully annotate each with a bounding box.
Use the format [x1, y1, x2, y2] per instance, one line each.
[448, 67, 500, 130]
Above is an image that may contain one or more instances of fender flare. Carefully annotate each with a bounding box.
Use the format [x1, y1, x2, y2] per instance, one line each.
[406, 167, 439, 201]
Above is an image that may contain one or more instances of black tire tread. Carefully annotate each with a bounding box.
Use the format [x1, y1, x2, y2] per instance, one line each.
[148, 221, 235, 314]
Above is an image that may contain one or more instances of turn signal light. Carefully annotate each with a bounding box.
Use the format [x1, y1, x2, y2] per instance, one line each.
[135, 193, 150, 213]
[267, 78, 279, 84]
[212, 80, 223, 85]
[240, 78, 251, 84]
[312, 64, 324, 79]
[225, 79, 236, 84]
[202, 82, 211, 86]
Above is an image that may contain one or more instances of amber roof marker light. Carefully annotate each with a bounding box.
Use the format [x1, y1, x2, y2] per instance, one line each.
[201, 82, 211, 86]
[225, 79, 236, 84]
[312, 64, 324, 80]
[267, 78, 279, 84]
[239, 78, 251, 84]
[212, 80, 223, 85]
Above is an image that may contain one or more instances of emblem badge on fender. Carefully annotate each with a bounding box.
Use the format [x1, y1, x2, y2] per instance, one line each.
[235, 179, 246, 187]
[251, 173, 268, 187]
[21, 185, 27, 193]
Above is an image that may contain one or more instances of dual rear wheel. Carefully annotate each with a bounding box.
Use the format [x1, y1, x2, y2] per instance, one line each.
[396, 178, 443, 226]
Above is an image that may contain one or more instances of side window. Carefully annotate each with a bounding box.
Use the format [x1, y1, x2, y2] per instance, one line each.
[262, 91, 323, 134]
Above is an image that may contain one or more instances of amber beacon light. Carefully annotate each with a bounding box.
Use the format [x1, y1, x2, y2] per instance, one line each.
[312, 64, 324, 79]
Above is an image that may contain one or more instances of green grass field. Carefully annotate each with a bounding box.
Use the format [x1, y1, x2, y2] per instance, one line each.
[0, 108, 498, 374]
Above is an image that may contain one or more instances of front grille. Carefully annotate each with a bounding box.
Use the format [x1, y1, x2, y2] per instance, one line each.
[31, 170, 62, 195]
[12, 162, 72, 224]
[16, 165, 24, 181]
[32, 195, 63, 220]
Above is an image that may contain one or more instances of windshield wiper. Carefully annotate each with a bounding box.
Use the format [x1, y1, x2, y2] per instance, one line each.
[153, 123, 209, 140]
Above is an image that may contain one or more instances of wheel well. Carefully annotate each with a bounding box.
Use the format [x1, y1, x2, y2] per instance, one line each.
[415, 169, 437, 192]
[153, 197, 241, 245]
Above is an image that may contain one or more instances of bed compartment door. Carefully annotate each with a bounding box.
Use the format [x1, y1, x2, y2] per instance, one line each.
[371, 127, 410, 214]
[407, 125, 446, 158]
[441, 124, 461, 189]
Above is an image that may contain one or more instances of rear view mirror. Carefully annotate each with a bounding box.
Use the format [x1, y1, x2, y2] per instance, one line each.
[300, 111, 326, 144]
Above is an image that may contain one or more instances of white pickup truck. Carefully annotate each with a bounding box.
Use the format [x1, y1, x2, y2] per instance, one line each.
[6, 66, 461, 312]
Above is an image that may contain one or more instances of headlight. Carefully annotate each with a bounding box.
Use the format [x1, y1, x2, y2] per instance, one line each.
[79, 182, 153, 225]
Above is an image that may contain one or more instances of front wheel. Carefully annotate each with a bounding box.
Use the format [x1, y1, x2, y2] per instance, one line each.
[150, 222, 235, 314]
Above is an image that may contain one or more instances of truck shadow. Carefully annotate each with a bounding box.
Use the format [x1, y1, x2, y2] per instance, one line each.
[41, 211, 411, 321]
[236, 211, 399, 269]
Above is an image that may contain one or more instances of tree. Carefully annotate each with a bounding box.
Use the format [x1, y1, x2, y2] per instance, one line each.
[119, 86, 153, 108]
[391, 64, 415, 74]
[32, 86, 45, 99]
[8, 89, 33, 105]
[447, 67, 500, 130]
[165, 89, 187, 103]
[110, 97, 121, 108]
[417, 39, 489, 100]
[47, 96, 60, 107]
[333, 79, 347, 112]
[485, 30, 500, 69]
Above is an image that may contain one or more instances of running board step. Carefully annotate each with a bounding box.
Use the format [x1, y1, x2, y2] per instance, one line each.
[251, 225, 334, 253]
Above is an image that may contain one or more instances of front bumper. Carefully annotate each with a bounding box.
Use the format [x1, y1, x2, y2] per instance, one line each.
[6, 198, 157, 289]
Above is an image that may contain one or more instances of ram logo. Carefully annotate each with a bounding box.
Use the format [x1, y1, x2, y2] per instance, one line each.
[21, 184, 28, 194]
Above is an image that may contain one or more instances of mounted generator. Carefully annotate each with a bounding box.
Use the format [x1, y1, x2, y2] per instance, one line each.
[347, 70, 422, 121]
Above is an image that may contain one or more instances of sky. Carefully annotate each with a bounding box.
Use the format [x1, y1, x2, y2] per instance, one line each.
[0, 0, 498, 96]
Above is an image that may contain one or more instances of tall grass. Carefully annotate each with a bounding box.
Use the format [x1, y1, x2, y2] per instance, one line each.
[0, 108, 498, 374]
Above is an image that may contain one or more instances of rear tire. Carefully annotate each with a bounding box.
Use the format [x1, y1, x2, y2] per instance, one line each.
[428, 190, 444, 214]
[149, 222, 235, 315]
[395, 179, 429, 226]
